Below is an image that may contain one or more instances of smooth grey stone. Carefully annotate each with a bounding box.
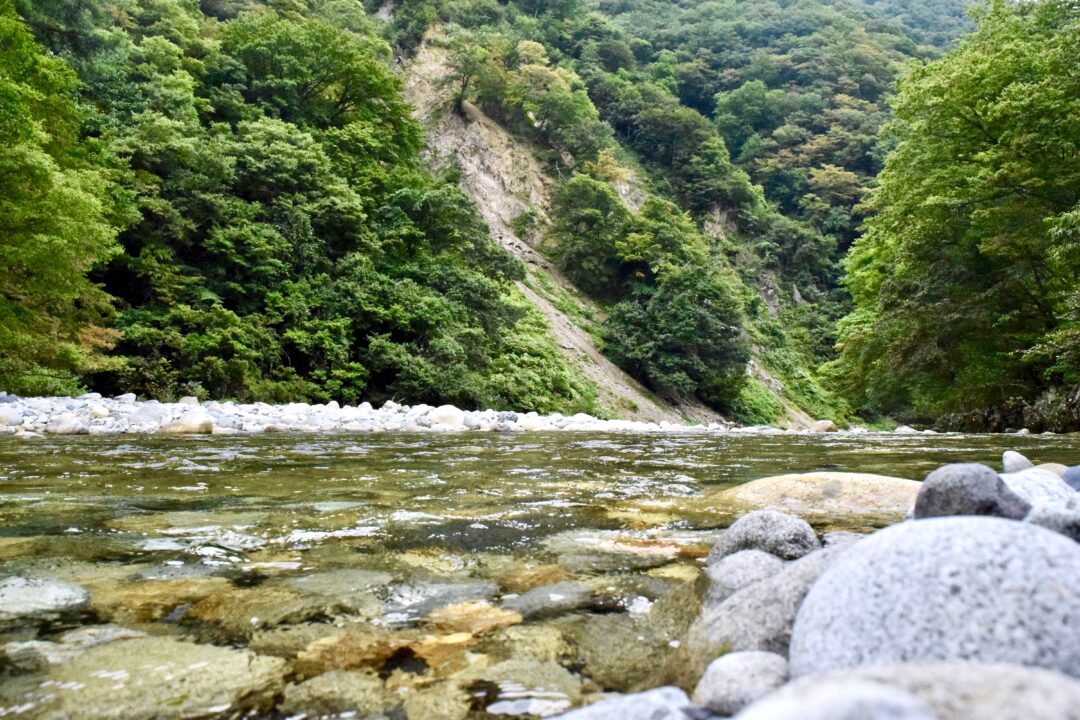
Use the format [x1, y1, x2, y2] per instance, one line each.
[0, 394, 17, 404]
[704, 550, 784, 608]
[707, 510, 820, 563]
[1064, 466, 1080, 491]
[789, 517, 1080, 678]
[689, 546, 847, 665]
[554, 686, 693, 719]
[0, 577, 90, 621]
[913, 463, 1030, 520]
[735, 679, 937, 720]
[1025, 496, 1080, 543]
[693, 651, 788, 715]
[1000, 468, 1075, 505]
[502, 581, 599, 619]
[1003, 450, 1034, 473]
[772, 662, 1080, 720]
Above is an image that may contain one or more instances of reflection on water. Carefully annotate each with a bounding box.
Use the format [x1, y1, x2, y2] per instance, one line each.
[0, 432, 1077, 718]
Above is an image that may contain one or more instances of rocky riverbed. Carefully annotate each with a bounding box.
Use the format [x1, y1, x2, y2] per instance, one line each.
[1, 433, 1079, 719]
[0, 392, 950, 436]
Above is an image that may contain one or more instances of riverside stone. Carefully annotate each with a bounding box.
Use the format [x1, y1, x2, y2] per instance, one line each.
[735, 680, 936, 720]
[0, 577, 90, 621]
[771, 662, 1080, 720]
[554, 687, 693, 720]
[1025, 496, 1080, 543]
[704, 549, 784, 607]
[1003, 450, 1034, 473]
[693, 651, 788, 715]
[999, 468, 1075, 506]
[1064, 466, 1080, 490]
[45, 414, 88, 435]
[713, 472, 920, 519]
[707, 510, 820, 562]
[789, 517, 1080, 678]
[912, 463, 1031, 520]
[160, 410, 214, 434]
[810, 420, 838, 433]
[0, 406, 22, 426]
[688, 546, 847, 666]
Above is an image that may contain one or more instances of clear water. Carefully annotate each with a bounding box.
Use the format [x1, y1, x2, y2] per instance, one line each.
[1, 432, 1077, 718]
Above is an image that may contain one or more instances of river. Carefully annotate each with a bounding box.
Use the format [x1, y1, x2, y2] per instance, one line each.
[1, 431, 1078, 718]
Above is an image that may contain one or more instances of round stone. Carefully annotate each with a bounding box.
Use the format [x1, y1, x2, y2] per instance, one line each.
[789, 517, 1080, 678]
[913, 463, 1030, 520]
[693, 651, 788, 715]
[708, 510, 821, 562]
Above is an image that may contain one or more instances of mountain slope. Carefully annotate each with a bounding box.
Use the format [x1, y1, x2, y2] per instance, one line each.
[403, 35, 726, 424]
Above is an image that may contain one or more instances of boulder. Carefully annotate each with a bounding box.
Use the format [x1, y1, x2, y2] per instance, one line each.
[713, 472, 919, 520]
[1025, 496, 1080, 543]
[0, 637, 285, 719]
[688, 546, 847, 665]
[428, 404, 466, 429]
[707, 510, 820, 562]
[735, 679, 936, 720]
[1063, 466, 1080, 491]
[704, 550, 784, 607]
[999, 468, 1075, 506]
[894, 425, 918, 434]
[912, 463, 1031, 520]
[810, 420, 838, 433]
[693, 651, 788, 715]
[160, 410, 214, 434]
[0, 406, 22, 426]
[789, 517, 1080, 678]
[1037, 463, 1069, 477]
[554, 687, 693, 720]
[1003, 450, 1035, 473]
[0, 577, 89, 621]
[45, 414, 88, 435]
[765, 662, 1080, 720]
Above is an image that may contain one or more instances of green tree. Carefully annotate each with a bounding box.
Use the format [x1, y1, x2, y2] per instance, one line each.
[0, 2, 123, 394]
[834, 0, 1080, 424]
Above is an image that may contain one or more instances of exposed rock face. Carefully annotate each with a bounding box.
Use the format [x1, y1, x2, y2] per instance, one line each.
[913, 463, 1031, 520]
[707, 510, 820, 562]
[789, 517, 1080, 678]
[713, 472, 920, 519]
[693, 651, 789, 715]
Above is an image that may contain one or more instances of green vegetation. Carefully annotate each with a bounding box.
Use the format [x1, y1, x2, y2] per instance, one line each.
[834, 0, 1080, 430]
[2, 0, 597, 412]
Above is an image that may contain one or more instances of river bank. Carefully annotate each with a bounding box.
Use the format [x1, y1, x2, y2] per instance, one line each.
[0, 392, 978, 437]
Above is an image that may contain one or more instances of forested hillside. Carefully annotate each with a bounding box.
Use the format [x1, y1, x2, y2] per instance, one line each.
[6, 0, 1073, 430]
[2, 0, 596, 412]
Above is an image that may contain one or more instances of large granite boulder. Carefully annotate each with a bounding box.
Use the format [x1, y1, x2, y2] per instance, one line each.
[713, 472, 919, 520]
[789, 517, 1080, 678]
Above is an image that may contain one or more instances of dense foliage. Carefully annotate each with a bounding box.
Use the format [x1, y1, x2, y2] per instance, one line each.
[0, 0, 124, 395]
[834, 0, 1080, 429]
[4, 0, 597, 411]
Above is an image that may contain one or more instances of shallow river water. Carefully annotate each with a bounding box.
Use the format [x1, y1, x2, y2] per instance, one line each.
[1, 432, 1079, 719]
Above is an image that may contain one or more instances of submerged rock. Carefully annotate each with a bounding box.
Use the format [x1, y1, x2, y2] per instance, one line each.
[707, 510, 820, 562]
[0, 576, 89, 621]
[555, 687, 693, 720]
[713, 472, 919, 520]
[0, 637, 285, 720]
[280, 669, 388, 717]
[789, 517, 1080, 678]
